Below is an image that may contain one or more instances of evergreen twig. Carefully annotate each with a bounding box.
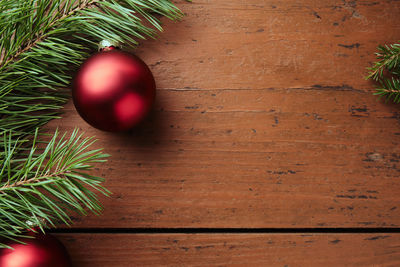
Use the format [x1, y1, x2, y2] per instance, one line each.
[0, 0, 183, 247]
[367, 42, 400, 103]
[0, 0, 183, 144]
[0, 129, 110, 248]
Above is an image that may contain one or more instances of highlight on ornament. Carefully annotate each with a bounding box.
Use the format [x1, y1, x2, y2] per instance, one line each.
[72, 41, 156, 132]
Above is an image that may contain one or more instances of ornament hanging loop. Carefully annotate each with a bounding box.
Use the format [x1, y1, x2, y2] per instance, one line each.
[98, 40, 121, 51]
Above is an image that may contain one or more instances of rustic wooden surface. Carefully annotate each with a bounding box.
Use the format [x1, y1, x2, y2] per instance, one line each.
[46, 0, 400, 265]
[55, 233, 400, 266]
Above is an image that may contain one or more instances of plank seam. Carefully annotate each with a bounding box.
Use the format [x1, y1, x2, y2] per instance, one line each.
[50, 228, 400, 234]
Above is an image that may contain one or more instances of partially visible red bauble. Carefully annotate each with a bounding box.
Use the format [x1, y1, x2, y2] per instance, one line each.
[72, 49, 156, 132]
[0, 232, 71, 267]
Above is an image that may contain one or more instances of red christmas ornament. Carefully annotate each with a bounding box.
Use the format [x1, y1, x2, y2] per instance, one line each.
[72, 45, 156, 132]
[0, 232, 71, 267]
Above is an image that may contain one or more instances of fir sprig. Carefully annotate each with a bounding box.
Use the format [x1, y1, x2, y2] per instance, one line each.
[0, 0, 183, 247]
[0, 0, 183, 144]
[367, 42, 400, 103]
[0, 129, 109, 248]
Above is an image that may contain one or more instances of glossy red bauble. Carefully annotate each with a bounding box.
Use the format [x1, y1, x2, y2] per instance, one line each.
[0, 232, 71, 267]
[73, 50, 156, 132]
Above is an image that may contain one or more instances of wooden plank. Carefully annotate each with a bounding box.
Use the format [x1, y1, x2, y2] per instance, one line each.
[49, 89, 400, 228]
[56, 233, 400, 266]
[135, 0, 400, 90]
[45, 0, 400, 228]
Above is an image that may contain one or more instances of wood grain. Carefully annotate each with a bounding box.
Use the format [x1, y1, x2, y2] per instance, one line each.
[45, 0, 400, 229]
[56, 233, 400, 266]
[135, 0, 400, 90]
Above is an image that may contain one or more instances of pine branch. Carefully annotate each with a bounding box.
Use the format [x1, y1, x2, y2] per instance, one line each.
[0, 0, 184, 247]
[0, 0, 183, 145]
[367, 42, 400, 103]
[0, 128, 109, 248]
[367, 43, 400, 80]
[0, 1, 96, 70]
[373, 77, 400, 103]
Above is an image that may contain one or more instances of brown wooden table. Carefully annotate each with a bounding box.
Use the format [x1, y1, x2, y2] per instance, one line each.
[47, 0, 400, 266]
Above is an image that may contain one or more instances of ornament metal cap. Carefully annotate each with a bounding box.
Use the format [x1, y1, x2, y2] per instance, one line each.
[98, 40, 121, 51]
[25, 216, 47, 233]
[26, 216, 46, 226]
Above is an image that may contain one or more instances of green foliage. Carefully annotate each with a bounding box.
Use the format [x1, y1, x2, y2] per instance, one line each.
[0, 129, 109, 248]
[0, 0, 183, 144]
[367, 42, 400, 103]
[0, 0, 183, 247]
